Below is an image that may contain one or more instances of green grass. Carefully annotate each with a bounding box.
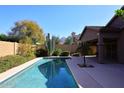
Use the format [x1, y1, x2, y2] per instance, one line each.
[0, 55, 34, 73]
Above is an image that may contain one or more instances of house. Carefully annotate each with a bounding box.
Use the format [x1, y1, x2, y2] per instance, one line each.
[79, 6, 124, 64]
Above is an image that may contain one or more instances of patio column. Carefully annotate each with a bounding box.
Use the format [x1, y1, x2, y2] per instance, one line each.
[97, 32, 104, 63]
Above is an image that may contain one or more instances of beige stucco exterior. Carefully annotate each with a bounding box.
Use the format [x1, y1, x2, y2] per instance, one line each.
[80, 29, 98, 42]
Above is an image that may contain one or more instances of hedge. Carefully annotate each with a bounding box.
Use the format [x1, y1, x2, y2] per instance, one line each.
[60, 51, 70, 56]
[0, 55, 34, 73]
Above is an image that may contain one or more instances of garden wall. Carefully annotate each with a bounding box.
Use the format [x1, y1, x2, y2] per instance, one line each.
[0, 41, 18, 57]
[0, 41, 78, 57]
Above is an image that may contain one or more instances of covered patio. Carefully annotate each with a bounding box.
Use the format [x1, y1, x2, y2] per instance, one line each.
[79, 6, 124, 64]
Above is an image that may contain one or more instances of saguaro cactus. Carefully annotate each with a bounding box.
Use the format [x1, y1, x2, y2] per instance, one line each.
[46, 33, 55, 56]
[46, 33, 50, 56]
[51, 36, 55, 53]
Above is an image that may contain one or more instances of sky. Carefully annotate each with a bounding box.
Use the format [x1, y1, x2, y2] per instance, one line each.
[0, 5, 122, 38]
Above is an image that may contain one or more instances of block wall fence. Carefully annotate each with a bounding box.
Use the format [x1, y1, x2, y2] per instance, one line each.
[0, 41, 78, 57]
[0, 41, 18, 57]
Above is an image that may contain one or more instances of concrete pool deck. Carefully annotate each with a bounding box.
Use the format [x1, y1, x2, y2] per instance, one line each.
[0, 58, 42, 83]
[66, 56, 124, 88]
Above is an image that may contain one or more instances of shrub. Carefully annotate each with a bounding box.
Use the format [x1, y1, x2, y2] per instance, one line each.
[0, 55, 33, 73]
[35, 48, 48, 57]
[18, 43, 35, 57]
[52, 49, 62, 56]
[60, 51, 70, 56]
[72, 53, 80, 56]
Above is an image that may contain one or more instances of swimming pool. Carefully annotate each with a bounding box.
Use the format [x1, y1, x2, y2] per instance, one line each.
[0, 58, 78, 88]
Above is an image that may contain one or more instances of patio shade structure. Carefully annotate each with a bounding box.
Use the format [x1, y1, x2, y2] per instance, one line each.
[79, 6, 124, 64]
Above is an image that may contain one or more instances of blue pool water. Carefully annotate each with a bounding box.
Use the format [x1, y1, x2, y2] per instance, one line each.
[0, 59, 78, 88]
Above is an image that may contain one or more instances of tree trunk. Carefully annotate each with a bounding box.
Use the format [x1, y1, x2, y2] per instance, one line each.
[83, 55, 86, 66]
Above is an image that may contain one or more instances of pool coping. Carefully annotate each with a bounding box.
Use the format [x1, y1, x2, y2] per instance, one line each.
[0, 57, 80, 88]
[66, 59, 83, 88]
[43, 56, 72, 59]
[0, 57, 42, 83]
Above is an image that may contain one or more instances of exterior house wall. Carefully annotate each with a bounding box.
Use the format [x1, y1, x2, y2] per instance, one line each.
[98, 32, 119, 63]
[81, 29, 98, 42]
[117, 30, 124, 63]
[0, 41, 18, 57]
[102, 32, 119, 39]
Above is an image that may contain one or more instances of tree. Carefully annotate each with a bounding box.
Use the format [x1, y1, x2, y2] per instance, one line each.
[115, 9, 124, 19]
[71, 32, 76, 43]
[9, 20, 45, 57]
[9, 20, 45, 45]
[77, 42, 94, 68]
[0, 34, 19, 42]
[18, 36, 35, 57]
[6, 35, 19, 42]
[52, 36, 60, 44]
[64, 36, 73, 45]
[0, 34, 7, 41]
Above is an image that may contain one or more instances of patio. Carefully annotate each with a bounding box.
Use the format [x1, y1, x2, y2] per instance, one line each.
[66, 56, 124, 88]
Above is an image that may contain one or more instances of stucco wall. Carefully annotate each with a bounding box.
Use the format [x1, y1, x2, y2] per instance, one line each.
[81, 29, 98, 42]
[117, 30, 124, 63]
[0, 41, 78, 57]
[0, 41, 18, 57]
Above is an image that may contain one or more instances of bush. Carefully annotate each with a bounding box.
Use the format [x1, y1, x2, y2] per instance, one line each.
[0, 55, 33, 73]
[72, 53, 80, 56]
[18, 43, 35, 57]
[52, 49, 62, 56]
[35, 48, 48, 57]
[60, 51, 70, 56]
